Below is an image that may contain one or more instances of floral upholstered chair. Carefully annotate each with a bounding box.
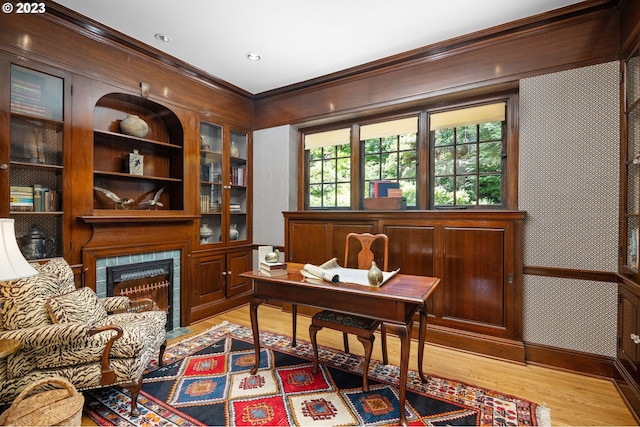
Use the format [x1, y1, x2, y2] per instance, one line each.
[0, 258, 167, 416]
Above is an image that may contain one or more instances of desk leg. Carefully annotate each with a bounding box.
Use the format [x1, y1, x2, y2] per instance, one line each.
[418, 305, 427, 382]
[292, 304, 297, 347]
[386, 320, 412, 426]
[250, 297, 266, 375]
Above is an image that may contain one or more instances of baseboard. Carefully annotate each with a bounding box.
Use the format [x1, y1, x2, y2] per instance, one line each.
[426, 324, 526, 363]
[278, 302, 616, 379]
[525, 341, 615, 378]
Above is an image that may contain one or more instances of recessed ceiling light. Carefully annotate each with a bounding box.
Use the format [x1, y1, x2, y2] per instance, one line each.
[246, 53, 261, 61]
[154, 34, 170, 42]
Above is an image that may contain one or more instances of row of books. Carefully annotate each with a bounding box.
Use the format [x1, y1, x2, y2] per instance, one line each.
[10, 185, 59, 212]
[369, 180, 401, 198]
[200, 194, 221, 213]
[230, 203, 242, 212]
[231, 166, 246, 186]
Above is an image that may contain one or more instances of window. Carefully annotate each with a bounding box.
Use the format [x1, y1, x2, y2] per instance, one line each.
[361, 117, 418, 207]
[301, 96, 514, 210]
[305, 128, 351, 208]
[430, 103, 506, 208]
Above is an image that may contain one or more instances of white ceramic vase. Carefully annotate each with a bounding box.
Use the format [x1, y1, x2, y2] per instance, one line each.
[120, 115, 149, 138]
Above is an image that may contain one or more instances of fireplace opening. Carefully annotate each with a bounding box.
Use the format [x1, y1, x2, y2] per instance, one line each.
[106, 259, 174, 331]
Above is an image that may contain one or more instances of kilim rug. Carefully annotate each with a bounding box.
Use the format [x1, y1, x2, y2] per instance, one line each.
[83, 321, 551, 426]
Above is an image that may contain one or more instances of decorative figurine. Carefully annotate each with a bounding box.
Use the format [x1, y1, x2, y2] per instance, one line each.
[264, 249, 279, 263]
[93, 186, 133, 210]
[367, 260, 383, 287]
[139, 187, 165, 210]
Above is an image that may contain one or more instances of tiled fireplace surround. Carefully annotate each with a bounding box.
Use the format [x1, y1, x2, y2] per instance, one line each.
[95, 250, 181, 330]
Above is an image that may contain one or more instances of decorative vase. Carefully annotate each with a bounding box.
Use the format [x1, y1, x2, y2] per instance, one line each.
[119, 114, 149, 138]
[367, 260, 383, 287]
[229, 224, 239, 241]
[230, 141, 240, 158]
[200, 223, 214, 244]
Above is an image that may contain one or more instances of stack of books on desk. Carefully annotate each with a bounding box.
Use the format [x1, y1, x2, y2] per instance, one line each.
[260, 261, 288, 276]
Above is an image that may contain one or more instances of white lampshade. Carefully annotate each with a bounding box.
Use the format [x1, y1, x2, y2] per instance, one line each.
[0, 219, 37, 281]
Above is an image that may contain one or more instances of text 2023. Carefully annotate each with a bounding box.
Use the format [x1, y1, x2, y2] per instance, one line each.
[16, 2, 45, 13]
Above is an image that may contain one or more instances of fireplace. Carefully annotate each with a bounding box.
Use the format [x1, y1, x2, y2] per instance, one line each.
[106, 259, 174, 331]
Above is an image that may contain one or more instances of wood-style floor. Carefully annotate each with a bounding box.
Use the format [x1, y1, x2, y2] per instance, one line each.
[84, 304, 637, 426]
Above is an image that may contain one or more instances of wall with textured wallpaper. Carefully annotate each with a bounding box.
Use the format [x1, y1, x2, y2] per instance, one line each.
[519, 61, 620, 357]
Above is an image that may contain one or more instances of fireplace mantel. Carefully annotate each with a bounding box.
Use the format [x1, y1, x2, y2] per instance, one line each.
[79, 214, 199, 223]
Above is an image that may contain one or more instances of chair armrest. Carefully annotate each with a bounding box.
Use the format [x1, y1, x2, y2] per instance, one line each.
[89, 324, 123, 385]
[100, 296, 131, 312]
[0, 323, 89, 348]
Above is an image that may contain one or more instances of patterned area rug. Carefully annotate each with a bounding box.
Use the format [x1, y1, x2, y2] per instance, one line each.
[84, 321, 550, 426]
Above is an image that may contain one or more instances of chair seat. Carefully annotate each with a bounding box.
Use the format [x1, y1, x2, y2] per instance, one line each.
[313, 310, 379, 330]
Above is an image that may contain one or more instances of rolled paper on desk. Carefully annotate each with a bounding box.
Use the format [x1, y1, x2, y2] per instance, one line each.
[301, 263, 339, 283]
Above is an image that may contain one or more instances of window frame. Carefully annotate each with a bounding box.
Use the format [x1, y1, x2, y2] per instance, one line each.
[299, 91, 518, 211]
[429, 103, 507, 209]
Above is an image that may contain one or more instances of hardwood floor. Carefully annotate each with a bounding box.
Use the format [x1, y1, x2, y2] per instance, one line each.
[84, 303, 637, 426]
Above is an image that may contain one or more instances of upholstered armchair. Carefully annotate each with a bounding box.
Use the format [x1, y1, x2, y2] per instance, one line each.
[0, 258, 167, 416]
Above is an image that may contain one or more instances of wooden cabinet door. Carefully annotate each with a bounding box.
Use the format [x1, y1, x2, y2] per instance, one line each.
[619, 285, 640, 382]
[441, 227, 507, 335]
[287, 221, 332, 264]
[226, 250, 252, 297]
[192, 253, 225, 308]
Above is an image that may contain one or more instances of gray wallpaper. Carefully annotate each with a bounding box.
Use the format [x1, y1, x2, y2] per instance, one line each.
[519, 61, 620, 357]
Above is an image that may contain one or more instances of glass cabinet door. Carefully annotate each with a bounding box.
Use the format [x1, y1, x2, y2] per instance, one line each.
[626, 51, 640, 271]
[9, 64, 65, 260]
[228, 130, 248, 242]
[199, 121, 223, 245]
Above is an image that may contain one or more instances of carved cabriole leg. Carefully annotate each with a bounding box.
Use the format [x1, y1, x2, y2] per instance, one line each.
[250, 297, 266, 375]
[125, 376, 143, 417]
[309, 323, 322, 374]
[158, 339, 167, 367]
[356, 334, 374, 392]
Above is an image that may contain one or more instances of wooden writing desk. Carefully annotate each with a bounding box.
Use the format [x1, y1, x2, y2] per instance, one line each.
[241, 263, 440, 426]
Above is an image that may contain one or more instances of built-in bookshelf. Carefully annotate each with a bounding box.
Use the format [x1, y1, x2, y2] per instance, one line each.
[8, 64, 65, 260]
[92, 93, 184, 212]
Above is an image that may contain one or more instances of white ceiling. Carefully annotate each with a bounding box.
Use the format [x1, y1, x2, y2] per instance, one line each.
[53, 0, 585, 95]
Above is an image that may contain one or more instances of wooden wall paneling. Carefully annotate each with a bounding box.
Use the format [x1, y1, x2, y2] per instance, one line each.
[253, 6, 618, 129]
[442, 227, 506, 330]
[286, 221, 332, 264]
[619, 0, 640, 55]
[283, 211, 526, 362]
[380, 224, 435, 276]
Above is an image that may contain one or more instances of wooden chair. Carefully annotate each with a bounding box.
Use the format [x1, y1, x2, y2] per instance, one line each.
[309, 232, 389, 391]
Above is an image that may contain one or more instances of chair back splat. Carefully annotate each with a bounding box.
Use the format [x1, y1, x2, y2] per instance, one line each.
[344, 232, 389, 271]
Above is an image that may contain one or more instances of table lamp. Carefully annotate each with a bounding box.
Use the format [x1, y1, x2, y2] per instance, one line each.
[0, 219, 37, 281]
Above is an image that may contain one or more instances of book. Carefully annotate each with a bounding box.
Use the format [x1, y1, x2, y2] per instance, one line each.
[259, 267, 288, 276]
[260, 261, 287, 271]
[10, 185, 34, 211]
